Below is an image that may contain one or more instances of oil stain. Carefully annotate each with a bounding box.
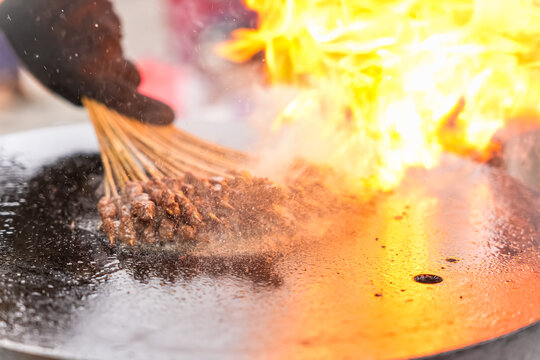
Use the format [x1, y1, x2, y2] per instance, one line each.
[414, 274, 443, 284]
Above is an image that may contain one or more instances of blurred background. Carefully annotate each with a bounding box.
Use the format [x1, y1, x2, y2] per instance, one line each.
[0, 0, 260, 149]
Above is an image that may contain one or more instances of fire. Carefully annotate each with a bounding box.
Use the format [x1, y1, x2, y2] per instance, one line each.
[219, 0, 540, 191]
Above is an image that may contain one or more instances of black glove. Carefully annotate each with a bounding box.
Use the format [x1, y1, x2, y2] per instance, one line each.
[0, 0, 174, 125]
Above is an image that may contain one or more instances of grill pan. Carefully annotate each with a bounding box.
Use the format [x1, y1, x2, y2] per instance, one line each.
[0, 124, 538, 360]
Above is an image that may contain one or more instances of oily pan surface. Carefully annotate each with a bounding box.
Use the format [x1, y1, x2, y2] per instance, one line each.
[0, 126, 539, 360]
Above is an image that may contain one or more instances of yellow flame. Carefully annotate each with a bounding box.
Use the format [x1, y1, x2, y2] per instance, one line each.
[219, 0, 540, 191]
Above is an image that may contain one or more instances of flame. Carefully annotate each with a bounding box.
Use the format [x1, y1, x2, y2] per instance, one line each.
[219, 0, 540, 191]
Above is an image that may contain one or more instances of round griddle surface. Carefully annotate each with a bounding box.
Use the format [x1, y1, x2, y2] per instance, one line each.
[0, 125, 539, 360]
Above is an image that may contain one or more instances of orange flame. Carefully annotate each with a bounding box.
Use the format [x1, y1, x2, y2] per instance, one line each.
[219, 0, 540, 191]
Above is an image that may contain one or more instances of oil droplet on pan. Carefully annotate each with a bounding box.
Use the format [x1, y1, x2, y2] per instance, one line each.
[414, 274, 443, 284]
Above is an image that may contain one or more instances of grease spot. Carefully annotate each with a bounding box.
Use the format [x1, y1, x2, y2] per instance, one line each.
[414, 274, 443, 284]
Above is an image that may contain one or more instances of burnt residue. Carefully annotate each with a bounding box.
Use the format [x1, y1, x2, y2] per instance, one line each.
[0, 153, 114, 345]
[8, 154, 108, 266]
[414, 274, 444, 284]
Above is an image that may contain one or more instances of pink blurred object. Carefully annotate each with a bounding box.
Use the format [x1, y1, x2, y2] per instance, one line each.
[137, 59, 184, 116]
[167, 0, 256, 63]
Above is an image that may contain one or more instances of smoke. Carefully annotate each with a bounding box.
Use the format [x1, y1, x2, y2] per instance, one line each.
[244, 81, 382, 198]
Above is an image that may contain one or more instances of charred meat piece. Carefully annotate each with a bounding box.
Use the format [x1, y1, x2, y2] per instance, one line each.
[101, 218, 117, 244]
[98, 196, 117, 219]
[174, 191, 204, 226]
[159, 189, 181, 218]
[158, 217, 176, 243]
[118, 206, 137, 245]
[131, 195, 156, 222]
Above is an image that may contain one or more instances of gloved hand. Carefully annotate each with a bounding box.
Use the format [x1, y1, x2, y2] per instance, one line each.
[0, 0, 174, 125]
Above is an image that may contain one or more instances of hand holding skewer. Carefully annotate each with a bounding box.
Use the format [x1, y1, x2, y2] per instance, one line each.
[0, 0, 174, 125]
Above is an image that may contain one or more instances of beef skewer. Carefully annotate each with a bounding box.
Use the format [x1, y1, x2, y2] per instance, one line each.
[83, 97, 290, 247]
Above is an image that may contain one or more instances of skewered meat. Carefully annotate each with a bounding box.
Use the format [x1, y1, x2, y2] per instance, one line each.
[98, 172, 291, 246]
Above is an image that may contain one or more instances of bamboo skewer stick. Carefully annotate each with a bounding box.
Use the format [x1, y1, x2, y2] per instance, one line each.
[86, 102, 118, 198]
[82, 98, 251, 193]
[118, 112, 245, 172]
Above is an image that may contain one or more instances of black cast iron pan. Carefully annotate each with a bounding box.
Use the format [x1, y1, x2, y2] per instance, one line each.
[0, 124, 538, 360]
